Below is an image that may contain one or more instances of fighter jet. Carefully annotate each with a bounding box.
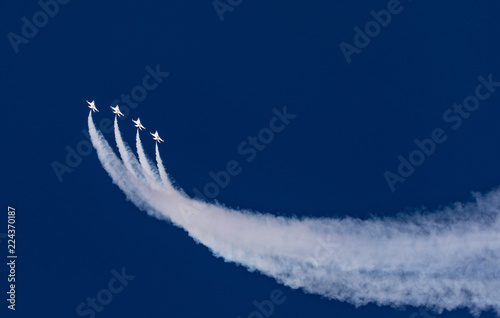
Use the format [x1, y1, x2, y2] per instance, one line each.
[110, 105, 124, 117]
[132, 118, 146, 130]
[150, 131, 164, 143]
[87, 100, 99, 112]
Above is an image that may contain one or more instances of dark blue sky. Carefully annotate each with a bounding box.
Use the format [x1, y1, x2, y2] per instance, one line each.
[2, 1, 500, 317]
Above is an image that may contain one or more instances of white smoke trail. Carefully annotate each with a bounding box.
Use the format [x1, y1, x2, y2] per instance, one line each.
[113, 116, 143, 179]
[136, 129, 161, 187]
[89, 112, 500, 316]
[88, 112, 166, 221]
[155, 142, 176, 193]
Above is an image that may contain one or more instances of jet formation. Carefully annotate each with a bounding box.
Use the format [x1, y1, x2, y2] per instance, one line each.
[87, 100, 164, 143]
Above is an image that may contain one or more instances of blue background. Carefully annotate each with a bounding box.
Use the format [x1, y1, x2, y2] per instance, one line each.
[2, 1, 500, 317]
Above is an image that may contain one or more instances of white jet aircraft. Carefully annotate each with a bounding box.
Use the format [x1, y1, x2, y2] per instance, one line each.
[110, 105, 124, 117]
[150, 131, 164, 143]
[132, 118, 146, 130]
[87, 100, 99, 112]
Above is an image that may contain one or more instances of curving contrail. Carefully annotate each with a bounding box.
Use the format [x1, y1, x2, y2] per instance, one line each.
[154, 142, 176, 194]
[135, 129, 161, 185]
[113, 116, 143, 178]
[88, 112, 500, 316]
